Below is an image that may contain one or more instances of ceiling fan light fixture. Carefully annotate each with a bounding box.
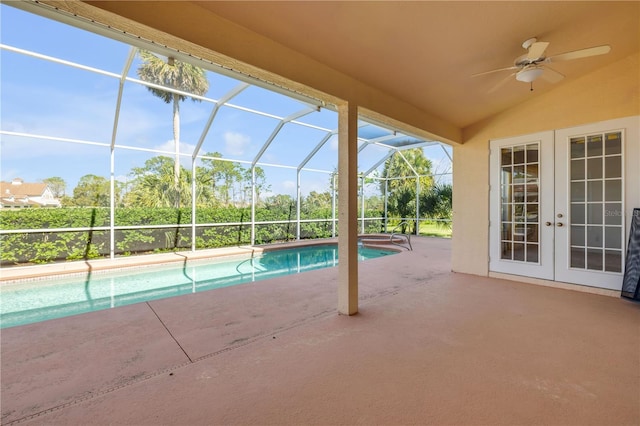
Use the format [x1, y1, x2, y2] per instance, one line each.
[516, 67, 544, 83]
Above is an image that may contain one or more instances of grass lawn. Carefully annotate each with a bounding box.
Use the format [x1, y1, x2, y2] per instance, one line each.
[378, 220, 452, 238]
[418, 221, 452, 238]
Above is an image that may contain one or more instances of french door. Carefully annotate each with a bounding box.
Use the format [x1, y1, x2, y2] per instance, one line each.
[490, 116, 638, 290]
[490, 131, 555, 280]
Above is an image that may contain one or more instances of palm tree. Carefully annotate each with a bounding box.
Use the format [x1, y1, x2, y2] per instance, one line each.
[420, 182, 453, 228]
[137, 50, 209, 206]
[381, 148, 433, 231]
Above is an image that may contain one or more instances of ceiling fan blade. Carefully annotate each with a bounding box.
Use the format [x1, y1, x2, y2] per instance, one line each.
[540, 66, 564, 83]
[548, 45, 611, 62]
[472, 66, 519, 77]
[527, 41, 549, 60]
[488, 73, 516, 94]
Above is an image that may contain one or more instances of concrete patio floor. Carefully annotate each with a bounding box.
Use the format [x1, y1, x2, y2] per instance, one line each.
[1, 237, 639, 425]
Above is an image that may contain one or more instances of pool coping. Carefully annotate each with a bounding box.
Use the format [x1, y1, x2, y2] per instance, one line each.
[0, 236, 401, 284]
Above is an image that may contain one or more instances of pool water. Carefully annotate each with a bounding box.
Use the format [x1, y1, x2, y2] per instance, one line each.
[0, 244, 394, 328]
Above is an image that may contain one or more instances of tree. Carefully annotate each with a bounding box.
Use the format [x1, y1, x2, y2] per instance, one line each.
[381, 148, 433, 195]
[72, 174, 110, 207]
[137, 50, 209, 206]
[420, 182, 453, 226]
[126, 156, 191, 207]
[264, 194, 296, 214]
[303, 191, 332, 214]
[380, 148, 433, 231]
[241, 166, 270, 206]
[42, 176, 66, 198]
[200, 152, 242, 205]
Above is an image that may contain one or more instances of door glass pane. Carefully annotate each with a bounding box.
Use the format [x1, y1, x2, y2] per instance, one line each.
[501, 204, 512, 221]
[514, 224, 526, 241]
[513, 243, 525, 261]
[605, 132, 622, 155]
[499, 142, 539, 263]
[571, 159, 584, 180]
[571, 225, 585, 246]
[587, 204, 603, 224]
[513, 146, 525, 164]
[571, 182, 585, 202]
[587, 158, 602, 179]
[605, 250, 622, 272]
[501, 148, 512, 165]
[604, 203, 622, 225]
[501, 241, 512, 260]
[587, 249, 603, 270]
[526, 144, 538, 162]
[570, 137, 585, 158]
[514, 185, 525, 203]
[501, 222, 512, 240]
[570, 131, 623, 273]
[571, 204, 585, 224]
[587, 134, 603, 157]
[527, 244, 539, 263]
[571, 247, 585, 268]
[605, 156, 621, 179]
[587, 226, 603, 247]
[604, 227, 622, 249]
[587, 181, 602, 202]
[605, 180, 622, 201]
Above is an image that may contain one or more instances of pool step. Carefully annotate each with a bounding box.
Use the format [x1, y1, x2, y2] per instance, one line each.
[359, 233, 413, 251]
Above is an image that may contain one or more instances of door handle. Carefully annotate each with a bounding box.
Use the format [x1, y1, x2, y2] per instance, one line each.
[545, 221, 554, 226]
[556, 222, 564, 227]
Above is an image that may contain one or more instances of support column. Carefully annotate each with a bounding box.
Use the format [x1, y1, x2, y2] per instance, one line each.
[109, 148, 115, 259]
[338, 102, 358, 315]
[191, 159, 197, 251]
[331, 174, 336, 238]
[250, 166, 256, 245]
[296, 170, 301, 240]
[416, 177, 420, 235]
[360, 175, 365, 234]
[384, 179, 388, 233]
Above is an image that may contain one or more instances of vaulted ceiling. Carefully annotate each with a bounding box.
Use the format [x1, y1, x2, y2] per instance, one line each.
[196, 1, 638, 130]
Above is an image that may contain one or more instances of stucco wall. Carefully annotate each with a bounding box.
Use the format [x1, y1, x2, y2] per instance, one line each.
[452, 52, 640, 276]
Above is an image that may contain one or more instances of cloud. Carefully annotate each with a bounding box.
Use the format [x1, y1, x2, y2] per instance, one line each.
[153, 139, 196, 155]
[279, 180, 297, 196]
[224, 131, 251, 156]
[152, 139, 197, 168]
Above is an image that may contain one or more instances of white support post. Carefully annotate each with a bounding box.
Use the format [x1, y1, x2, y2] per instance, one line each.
[191, 159, 197, 251]
[416, 177, 420, 235]
[384, 179, 388, 233]
[296, 170, 301, 240]
[251, 166, 256, 245]
[331, 174, 336, 238]
[110, 148, 115, 259]
[360, 175, 365, 234]
[337, 102, 358, 316]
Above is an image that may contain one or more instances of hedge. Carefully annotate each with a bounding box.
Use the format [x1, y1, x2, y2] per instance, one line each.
[1, 206, 382, 266]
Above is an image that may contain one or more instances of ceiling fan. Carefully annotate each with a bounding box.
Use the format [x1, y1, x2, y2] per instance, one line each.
[473, 37, 611, 92]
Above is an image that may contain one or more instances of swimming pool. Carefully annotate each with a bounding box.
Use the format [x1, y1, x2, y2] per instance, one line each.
[0, 244, 395, 328]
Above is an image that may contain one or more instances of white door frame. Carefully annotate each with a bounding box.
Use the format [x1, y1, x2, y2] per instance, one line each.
[489, 116, 639, 290]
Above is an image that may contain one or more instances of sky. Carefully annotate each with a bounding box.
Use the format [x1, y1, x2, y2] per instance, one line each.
[0, 3, 452, 199]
